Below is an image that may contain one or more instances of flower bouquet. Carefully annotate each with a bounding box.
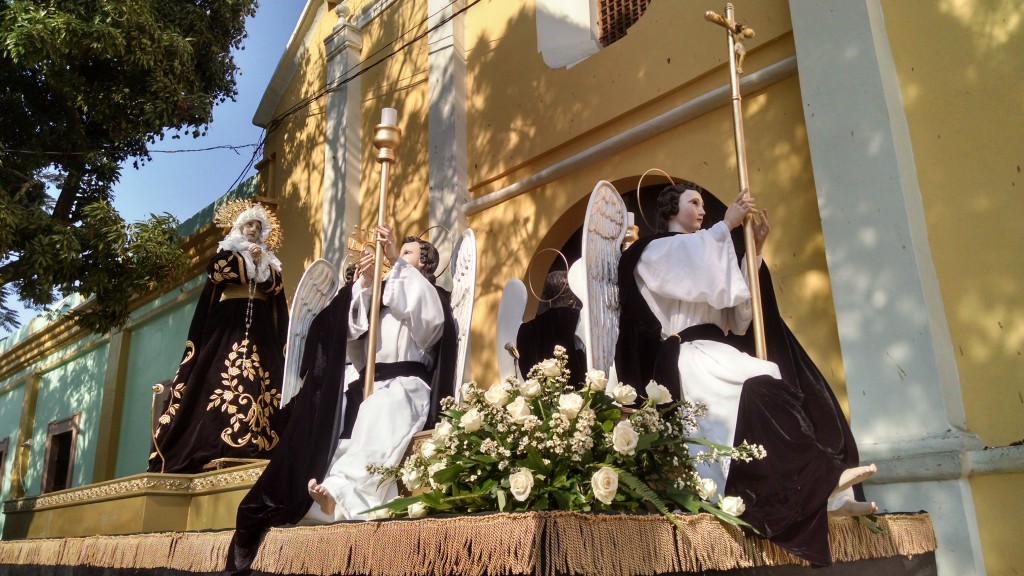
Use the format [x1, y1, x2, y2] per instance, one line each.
[369, 346, 765, 527]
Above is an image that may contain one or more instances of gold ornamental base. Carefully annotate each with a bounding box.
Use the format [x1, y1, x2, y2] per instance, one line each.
[0, 511, 936, 575]
[1, 461, 267, 539]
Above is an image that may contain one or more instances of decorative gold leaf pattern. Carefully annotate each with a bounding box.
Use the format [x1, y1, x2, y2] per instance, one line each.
[206, 339, 281, 451]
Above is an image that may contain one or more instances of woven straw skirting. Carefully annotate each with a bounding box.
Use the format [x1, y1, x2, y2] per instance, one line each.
[0, 512, 936, 575]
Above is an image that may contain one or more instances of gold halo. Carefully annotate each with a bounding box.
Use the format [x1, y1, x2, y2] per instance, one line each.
[524, 247, 570, 303]
[635, 168, 676, 231]
[417, 225, 455, 277]
[213, 198, 283, 252]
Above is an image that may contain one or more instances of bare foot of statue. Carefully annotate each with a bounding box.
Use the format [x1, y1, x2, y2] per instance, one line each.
[829, 498, 878, 517]
[832, 463, 877, 497]
[308, 478, 336, 517]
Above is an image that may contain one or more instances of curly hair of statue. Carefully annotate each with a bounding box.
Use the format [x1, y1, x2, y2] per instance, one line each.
[417, 224, 455, 277]
[213, 198, 283, 252]
[524, 247, 571, 304]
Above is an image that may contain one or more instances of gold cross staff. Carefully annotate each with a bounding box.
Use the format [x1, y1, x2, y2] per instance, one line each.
[705, 4, 766, 360]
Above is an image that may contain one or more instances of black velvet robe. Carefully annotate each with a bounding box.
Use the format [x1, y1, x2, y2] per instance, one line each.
[149, 250, 288, 474]
[614, 208, 859, 566]
[516, 307, 588, 385]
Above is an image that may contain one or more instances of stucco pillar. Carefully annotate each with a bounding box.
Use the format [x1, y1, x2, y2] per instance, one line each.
[427, 0, 469, 289]
[790, 1, 984, 574]
[321, 4, 364, 269]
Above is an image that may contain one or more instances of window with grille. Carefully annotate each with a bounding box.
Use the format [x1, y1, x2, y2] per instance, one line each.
[598, 0, 652, 46]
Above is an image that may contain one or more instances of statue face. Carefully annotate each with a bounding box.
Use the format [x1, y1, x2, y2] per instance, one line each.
[668, 189, 705, 233]
[399, 241, 423, 270]
[241, 220, 263, 243]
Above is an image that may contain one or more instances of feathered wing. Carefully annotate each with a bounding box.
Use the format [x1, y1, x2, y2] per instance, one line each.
[580, 181, 628, 374]
[281, 258, 341, 407]
[450, 228, 477, 403]
[496, 278, 527, 381]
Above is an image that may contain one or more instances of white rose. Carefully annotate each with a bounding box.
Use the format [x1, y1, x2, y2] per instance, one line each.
[696, 477, 717, 501]
[367, 508, 392, 520]
[427, 462, 447, 489]
[460, 409, 483, 432]
[484, 384, 510, 406]
[401, 467, 423, 491]
[645, 381, 673, 405]
[591, 467, 619, 504]
[585, 370, 608, 392]
[720, 495, 746, 516]
[506, 396, 533, 423]
[519, 378, 542, 398]
[407, 502, 428, 518]
[536, 358, 561, 378]
[611, 420, 639, 455]
[419, 440, 438, 459]
[613, 384, 638, 406]
[509, 468, 535, 501]
[432, 420, 454, 441]
[558, 393, 584, 419]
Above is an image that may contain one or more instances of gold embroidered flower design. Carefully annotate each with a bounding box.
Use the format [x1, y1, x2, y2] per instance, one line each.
[207, 339, 281, 451]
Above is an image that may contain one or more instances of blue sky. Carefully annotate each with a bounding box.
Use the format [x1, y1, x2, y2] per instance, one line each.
[3, 2, 308, 336]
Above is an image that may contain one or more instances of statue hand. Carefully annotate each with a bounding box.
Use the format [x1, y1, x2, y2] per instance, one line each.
[754, 209, 770, 254]
[724, 191, 758, 230]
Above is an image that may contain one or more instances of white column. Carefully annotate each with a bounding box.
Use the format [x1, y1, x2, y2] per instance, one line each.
[790, 1, 984, 574]
[321, 4, 364, 269]
[427, 0, 469, 289]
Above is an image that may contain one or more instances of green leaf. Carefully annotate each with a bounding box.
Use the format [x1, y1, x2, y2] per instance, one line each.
[496, 488, 507, 511]
[431, 463, 465, 485]
[635, 433, 659, 453]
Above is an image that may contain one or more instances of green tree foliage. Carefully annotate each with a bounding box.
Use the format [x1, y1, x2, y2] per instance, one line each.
[0, 0, 258, 333]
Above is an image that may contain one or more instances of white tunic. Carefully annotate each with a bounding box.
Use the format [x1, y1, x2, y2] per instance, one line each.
[304, 258, 445, 522]
[634, 222, 779, 492]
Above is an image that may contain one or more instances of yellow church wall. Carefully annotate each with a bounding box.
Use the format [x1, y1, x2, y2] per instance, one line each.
[969, 472, 1024, 576]
[880, 1, 1023, 448]
[465, 0, 796, 196]
[466, 25, 846, 413]
[257, 6, 340, 298]
[881, 2, 1024, 574]
[354, 0, 432, 240]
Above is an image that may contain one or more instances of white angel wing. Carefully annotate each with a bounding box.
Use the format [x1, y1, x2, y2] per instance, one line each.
[580, 181, 629, 374]
[496, 278, 528, 381]
[281, 258, 341, 407]
[450, 228, 477, 403]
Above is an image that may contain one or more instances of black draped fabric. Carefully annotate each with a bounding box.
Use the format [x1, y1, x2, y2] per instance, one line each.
[517, 307, 588, 384]
[226, 284, 353, 574]
[150, 250, 289, 474]
[613, 202, 859, 565]
[426, 286, 458, 430]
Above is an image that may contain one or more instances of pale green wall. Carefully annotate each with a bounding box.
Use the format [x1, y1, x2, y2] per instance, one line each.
[24, 342, 108, 496]
[114, 283, 201, 478]
[0, 384, 25, 535]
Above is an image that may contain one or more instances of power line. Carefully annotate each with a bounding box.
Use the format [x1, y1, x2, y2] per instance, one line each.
[1, 143, 260, 156]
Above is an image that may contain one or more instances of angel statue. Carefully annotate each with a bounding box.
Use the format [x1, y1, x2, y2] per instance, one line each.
[610, 180, 876, 565]
[149, 199, 289, 474]
[227, 226, 476, 574]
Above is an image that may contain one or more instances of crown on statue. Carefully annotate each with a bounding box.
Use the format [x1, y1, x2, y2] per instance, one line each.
[214, 198, 283, 252]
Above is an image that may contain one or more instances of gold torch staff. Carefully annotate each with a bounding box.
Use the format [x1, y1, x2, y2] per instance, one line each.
[365, 108, 402, 398]
[705, 4, 767, 360]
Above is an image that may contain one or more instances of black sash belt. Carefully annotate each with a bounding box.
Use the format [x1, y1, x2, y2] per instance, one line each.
[652, 323, 728, 402]
[357, 360, 431, 386]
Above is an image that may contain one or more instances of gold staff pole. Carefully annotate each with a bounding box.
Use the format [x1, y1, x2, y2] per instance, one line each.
[365, 108, 402, 398]
[705, 4, 766, 360]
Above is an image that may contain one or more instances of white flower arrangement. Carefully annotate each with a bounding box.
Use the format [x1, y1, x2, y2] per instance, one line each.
[368, 348, 765, 528]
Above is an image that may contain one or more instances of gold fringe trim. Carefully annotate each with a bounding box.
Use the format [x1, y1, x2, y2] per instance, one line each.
[0, 512, 936, 574]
